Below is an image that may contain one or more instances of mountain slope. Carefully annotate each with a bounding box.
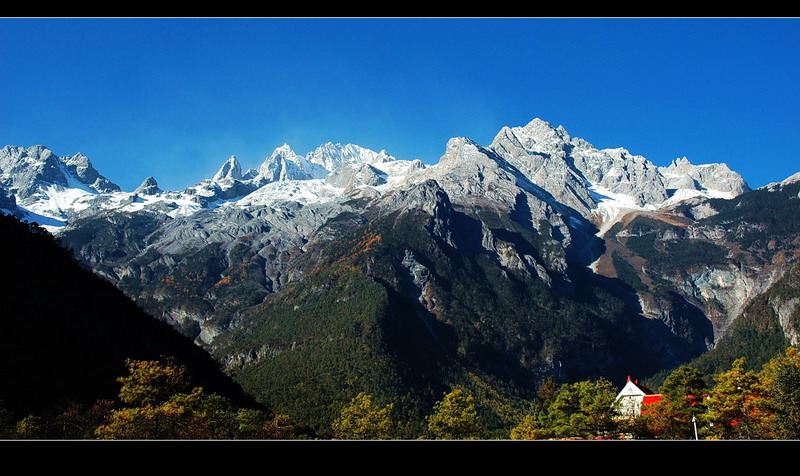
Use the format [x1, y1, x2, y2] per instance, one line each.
[685, 179, 800, 375]
[212, 179, 704, 433]
[0, 213, 256, 418]
[3, 117, 793, 434]
[488, 118, 749, 230]
[593, 178, 800, 364]
[688, 260, 798, 377]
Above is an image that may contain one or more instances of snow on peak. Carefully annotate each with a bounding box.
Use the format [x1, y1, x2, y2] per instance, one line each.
[659, 157, 748, 197]
[135, 176, 161, 195]
[308, 142, 394, 171]
[3, 118, 757, 236]
[760, 170, 800, 191]
[512, 117, 571, 147]
[213, 156, 243, 182]
[781, 171, 800, 186]
[445, 136, 479, 150]
[273, 143, 297, 157]
[486, 118, 751, 232]
[669, 156, 693, 168]
[19, 145, 54, 162]
[251, 145, 324, 182]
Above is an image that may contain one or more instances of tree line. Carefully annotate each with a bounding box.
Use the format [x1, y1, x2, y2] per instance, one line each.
[331, 345, 800, 440]
[0, 358, 301, 439]
[3, 346, 800, 439]
[510, 346, 800, 440]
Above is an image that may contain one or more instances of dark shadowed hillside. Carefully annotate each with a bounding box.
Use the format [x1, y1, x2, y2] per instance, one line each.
[0, 213, 257, 418]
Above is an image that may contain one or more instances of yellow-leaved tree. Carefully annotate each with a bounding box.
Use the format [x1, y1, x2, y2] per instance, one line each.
[331, 392, 394, 440]
[426, 388, 484, 440]
[94, 359, 206, 439]
[95, 358, 299, 439]
[703, 357, 770, 440]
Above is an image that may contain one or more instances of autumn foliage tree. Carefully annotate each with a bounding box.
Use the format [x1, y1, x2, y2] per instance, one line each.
[758, 347, 800, 438]
[331, 392, 394, 439]
[95, 358, 298, 439]
[703, 357, 770, 439]
[95, 359, 207, 439]
[632, 366, 708, 439]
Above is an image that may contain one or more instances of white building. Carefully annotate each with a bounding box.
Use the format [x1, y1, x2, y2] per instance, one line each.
[615, 376, 662, 417]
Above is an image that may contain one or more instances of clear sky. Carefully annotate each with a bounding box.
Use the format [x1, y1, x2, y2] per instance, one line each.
[1, 18, 798, 190]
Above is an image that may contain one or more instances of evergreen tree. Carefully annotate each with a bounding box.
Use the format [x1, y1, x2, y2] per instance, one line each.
[426, 388, 484, 440]
[759, 346, 800, 438]
[510, 415, 546, 440]
[704, 357, 770, 439]
[116, 358, 191, 407]
[635, 365, 708, 439]
[539, 379, 619, 439]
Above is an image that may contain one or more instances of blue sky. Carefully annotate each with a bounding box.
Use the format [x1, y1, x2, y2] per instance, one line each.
[1, 18, 798, 190]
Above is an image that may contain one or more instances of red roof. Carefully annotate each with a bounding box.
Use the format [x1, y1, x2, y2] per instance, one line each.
[642, 394, 663, 405]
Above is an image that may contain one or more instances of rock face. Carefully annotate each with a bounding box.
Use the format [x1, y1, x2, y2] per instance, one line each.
[0, 145, 121, 224]
[598, 176, 800, 361]
[674, 265, 779, 339]
[489, 118, 750, 223]
[0, 145, 120, 199]
[213, 156, 243, 182]
[3, 118, 796, 376]
[134, 176, 161, 195]
[325, 163, 386, 189]
[0, 186, 20, 216]
[659, 157, 749, 196]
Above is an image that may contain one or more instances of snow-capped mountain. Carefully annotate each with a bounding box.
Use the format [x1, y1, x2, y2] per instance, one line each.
[0, 141, 427, 231]
[0, 118, 771, 347]
[178, 142, 426, 209]
[761, 170, 800, 192]
[488, 118, 750, 236]
[0, 145, 120, 227]
[7, 117, 800, 434]
[0, 119, 753, 237]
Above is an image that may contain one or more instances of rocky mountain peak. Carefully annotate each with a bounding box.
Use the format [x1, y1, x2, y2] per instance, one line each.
[0, 144, 119, 200]
[668, 156, 693, 168]
[441, 136, 483, 159]
[253, 146, 305, 182]
[761, 171, 800, 191]
[134, 176, 161, 195]
[379, 178, 451, 218]
[272, 143, 296, 157]
[659, 157, 749, 196]
[493, 118, 572, 155]
[309, 142, 393, 172]
[264, 144, 301, 165]
[213, 156, 243, 182]
[63, 152, 91, 167]
[0, 144, 56, 168]
[518, 117, 570, 142]
[1, 144, 53, 162]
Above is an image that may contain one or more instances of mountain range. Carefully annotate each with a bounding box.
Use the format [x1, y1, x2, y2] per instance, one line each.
[3, 117, 798, 434]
